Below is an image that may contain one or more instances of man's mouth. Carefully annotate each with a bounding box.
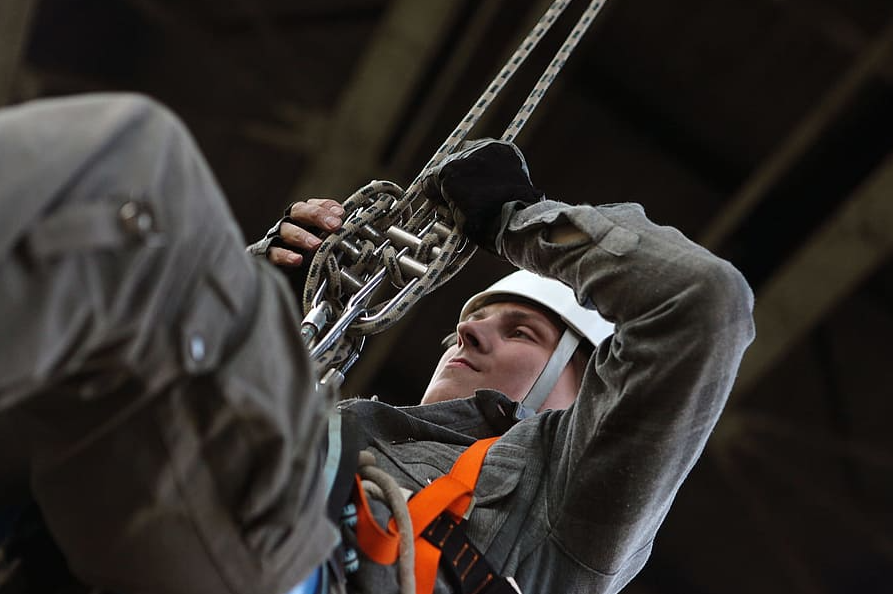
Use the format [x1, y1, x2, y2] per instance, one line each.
[447, 357, 478, 371]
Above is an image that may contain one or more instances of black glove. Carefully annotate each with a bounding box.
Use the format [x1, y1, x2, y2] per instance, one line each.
[423, 139, 543, 253]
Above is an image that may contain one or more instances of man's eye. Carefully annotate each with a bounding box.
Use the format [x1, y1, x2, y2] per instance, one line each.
[511, 329, 534, 340]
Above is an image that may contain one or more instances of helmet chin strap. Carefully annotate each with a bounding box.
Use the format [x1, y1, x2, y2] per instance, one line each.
[514, 327, 581, 420]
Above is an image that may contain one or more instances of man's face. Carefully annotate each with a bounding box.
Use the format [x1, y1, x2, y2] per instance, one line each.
[421, 300, 575, 407]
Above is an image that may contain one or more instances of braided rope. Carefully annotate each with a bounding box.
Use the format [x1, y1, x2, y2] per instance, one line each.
[357, 450, 416, 594]
[503, 0, 607, 143]
[302, 0, 609, 370]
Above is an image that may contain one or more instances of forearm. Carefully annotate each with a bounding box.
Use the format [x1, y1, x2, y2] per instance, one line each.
[501, 199, 754, 571]
[501, 200, 753, 330]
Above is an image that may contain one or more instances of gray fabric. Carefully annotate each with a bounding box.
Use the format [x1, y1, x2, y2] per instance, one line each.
[246, 215, 289, 258]
[0, 94, 337, 594]
[341, 200, 755, 593]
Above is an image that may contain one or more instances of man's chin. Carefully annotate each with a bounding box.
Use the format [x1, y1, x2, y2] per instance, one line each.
[420, 381, 474, 405]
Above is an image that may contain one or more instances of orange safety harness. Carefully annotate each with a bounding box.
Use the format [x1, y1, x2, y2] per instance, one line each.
[353, 437, 517, 594]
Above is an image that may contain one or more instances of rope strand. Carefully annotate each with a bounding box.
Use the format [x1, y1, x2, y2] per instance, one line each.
[357, 451, 417, 594]
[302, 0, 611, 373]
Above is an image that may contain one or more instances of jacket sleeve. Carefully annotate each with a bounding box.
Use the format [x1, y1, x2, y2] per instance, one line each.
[500, 200, 755, 575]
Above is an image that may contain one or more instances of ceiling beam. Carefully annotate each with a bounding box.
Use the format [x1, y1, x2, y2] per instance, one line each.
[0, 0, 36, 106]
[289, 0, 466, 199]
[764, 0, 893, 80]
[770, 0, 869, 57]
[386, 0, 511, 177]
[121, 0, 286, 108]
[698, 15, 893, 252]
[729, 152, 893, 401]
[387, 0, 559, 177]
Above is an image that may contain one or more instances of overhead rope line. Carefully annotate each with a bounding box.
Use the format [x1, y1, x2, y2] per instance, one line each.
[300, 0, 610, 379]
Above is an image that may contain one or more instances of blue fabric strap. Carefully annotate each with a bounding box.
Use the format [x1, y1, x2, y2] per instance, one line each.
[285, 565, 321, 594]
[323, 411, 343, 498]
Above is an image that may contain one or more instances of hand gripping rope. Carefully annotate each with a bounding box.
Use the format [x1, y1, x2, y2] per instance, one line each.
[301, 0, 610, 385]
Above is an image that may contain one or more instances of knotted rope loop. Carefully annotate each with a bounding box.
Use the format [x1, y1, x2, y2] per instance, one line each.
[302, 0, 611, 374]
[357, 450, 416, 594]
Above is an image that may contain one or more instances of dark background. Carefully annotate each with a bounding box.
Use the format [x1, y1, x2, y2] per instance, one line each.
[2, 0, 892, 592]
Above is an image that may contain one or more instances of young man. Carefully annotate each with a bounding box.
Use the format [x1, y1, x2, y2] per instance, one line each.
[0, 94, 754, 594]
[258, 140, 756, 593]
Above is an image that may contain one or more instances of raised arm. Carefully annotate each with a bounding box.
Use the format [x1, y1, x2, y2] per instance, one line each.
[425, 138, 754, 581]
[502, 199, 754, 576]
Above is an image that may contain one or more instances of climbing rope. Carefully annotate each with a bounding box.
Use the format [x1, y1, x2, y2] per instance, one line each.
[301, 0, 610, 374]
[357, 450, 417, 594]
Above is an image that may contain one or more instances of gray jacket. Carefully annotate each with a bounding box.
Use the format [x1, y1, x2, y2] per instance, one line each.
[340, 200, 755, 594]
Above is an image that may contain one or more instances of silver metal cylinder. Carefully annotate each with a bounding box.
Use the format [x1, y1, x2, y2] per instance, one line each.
[300, 301, 332, 345]
[340, 269, 365, 294]
[398, 254, 428, 278]
[386, 225, 422, 251]
[358, 224, 384, 243]
[339, 238, 362, 261]
[386, 225, 442, 259]
[431, 222, 451, 240]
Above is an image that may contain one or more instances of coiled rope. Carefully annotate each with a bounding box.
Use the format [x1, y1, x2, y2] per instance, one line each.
[302, 0, 609, 373]
[357, 450, 417, 594]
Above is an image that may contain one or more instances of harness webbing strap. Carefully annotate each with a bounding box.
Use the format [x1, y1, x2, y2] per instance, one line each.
[422, 515, 519, 594]
[516, 327, 581, 419]
[354, 437, 500, 594]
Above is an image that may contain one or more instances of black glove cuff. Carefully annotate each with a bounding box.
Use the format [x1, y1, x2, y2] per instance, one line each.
[491, 200, 533, 256]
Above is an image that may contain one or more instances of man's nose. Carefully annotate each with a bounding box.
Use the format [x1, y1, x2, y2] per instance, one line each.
[456, 318, 492, 352]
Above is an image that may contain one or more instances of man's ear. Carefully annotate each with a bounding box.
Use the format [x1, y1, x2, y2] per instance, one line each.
[571, 343, 594, 381]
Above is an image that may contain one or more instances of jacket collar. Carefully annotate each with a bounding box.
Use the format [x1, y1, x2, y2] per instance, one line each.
[338, 390, 520, 444]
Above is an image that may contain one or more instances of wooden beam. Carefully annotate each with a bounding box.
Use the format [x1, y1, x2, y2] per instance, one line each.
[762, 0, 893, 80]
[0, 0, 36, 106]
[387, 0, 558, 177]
[730, 153, 893, 400]
[290, 0, 465, 199]
[121, 0, 285, 107]
[698, 16, 893, 251]
[386, 0, 510, 177]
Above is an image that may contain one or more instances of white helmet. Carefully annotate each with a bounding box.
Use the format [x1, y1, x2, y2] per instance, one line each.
[461, 270, 613, 346]
[460, 269, 614, 418]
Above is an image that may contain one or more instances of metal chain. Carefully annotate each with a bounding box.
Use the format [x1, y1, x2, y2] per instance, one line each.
[302, 0, 609, 377]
